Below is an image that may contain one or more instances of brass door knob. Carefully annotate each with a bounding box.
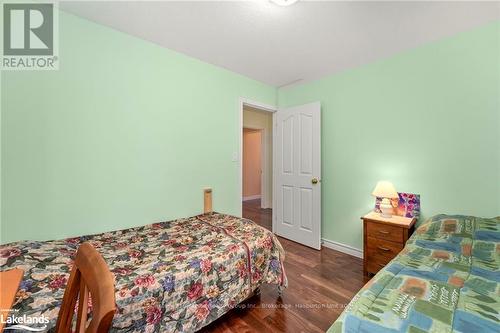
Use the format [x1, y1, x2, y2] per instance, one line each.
[311, 177, 319, 184]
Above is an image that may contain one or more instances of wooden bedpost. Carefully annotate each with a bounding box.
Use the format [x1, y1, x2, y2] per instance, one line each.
[203, 188, 212, 214]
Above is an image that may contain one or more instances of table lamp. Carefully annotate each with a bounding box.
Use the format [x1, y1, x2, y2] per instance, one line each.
[372, 181, 399, 218]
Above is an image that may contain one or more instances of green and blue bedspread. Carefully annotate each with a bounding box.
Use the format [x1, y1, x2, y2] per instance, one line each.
[329, 214, 499, 333]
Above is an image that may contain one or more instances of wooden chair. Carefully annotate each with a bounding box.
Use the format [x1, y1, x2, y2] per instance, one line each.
[56, 242, 116, 333]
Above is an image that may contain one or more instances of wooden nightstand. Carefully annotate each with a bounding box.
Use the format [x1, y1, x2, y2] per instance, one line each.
[362, 211, 416, 276]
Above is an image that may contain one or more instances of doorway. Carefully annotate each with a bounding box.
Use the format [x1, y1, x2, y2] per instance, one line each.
[239, 100, 322, 249]
[243, 128, 262, 202]
[240, 101, 275, 230]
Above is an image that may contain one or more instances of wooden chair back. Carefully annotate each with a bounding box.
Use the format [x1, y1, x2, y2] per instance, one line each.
[56, 242, 116, 333]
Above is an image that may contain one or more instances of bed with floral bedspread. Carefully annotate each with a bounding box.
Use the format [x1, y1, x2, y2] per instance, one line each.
[329, 214, 499, 333]
[0, 212, 287, 332]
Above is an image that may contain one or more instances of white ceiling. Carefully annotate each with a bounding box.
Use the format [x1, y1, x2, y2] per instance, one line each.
[60, 1, 500, 87]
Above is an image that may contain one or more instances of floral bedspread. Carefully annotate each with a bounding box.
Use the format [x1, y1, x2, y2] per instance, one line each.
[0, 213, 287, 332]
[329, 214, 499, 333]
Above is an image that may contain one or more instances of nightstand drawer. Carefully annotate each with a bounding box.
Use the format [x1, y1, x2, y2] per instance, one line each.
[366, 254, 392, 274]
[367, 237, 403, 258]
[366, 221, 404, 243]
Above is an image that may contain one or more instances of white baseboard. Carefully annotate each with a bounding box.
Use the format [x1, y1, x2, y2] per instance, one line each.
[243, 195, 261, 201]
[322, 238, 363, 259]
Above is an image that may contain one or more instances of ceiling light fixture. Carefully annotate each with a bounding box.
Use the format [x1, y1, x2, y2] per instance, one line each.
[270, 0, 299, 7]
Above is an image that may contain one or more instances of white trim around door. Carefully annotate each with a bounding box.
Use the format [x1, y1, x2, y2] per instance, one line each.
[238, 98, 277, 217]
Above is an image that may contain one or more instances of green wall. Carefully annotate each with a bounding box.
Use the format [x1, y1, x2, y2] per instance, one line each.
[0, 11, 276, 243]
[2, 11, 498, 250]
[278, 21, 500, 250]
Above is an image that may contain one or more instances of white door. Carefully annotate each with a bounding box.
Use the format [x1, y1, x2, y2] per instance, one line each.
[274, 102, 321, 250]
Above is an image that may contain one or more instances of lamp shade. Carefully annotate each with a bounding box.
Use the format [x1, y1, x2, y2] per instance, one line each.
[371, 181, 398, 199]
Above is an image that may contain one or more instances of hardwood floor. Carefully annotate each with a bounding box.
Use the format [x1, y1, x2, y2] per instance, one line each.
[241, 199, 273, 230]
[200, 199, 368, 333]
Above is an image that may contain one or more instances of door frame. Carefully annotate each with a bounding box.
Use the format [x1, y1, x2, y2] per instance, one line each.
[238, 98, 277, 217]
